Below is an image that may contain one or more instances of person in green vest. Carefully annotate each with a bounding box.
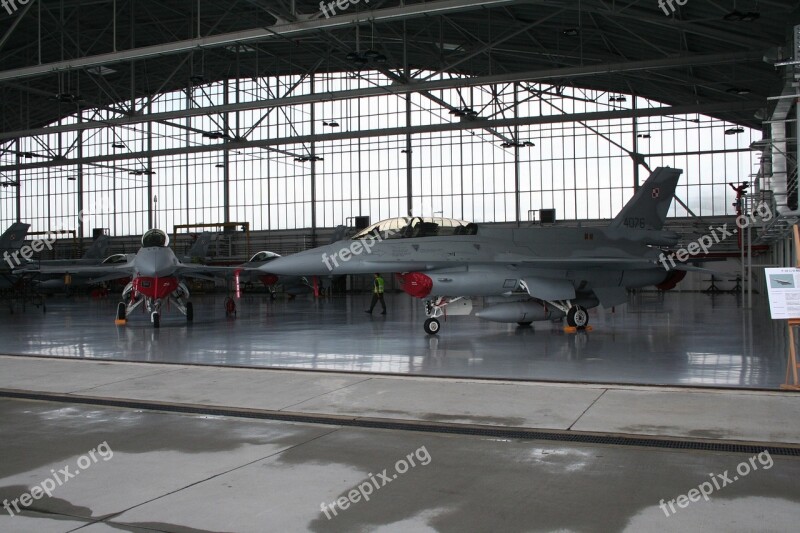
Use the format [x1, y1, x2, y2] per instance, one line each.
[366, 273, 387, 315]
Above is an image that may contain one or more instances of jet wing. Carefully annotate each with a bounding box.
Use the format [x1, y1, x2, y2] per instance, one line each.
[263, 252, 662, 276]
[362, 256, 658, 271]
[14, 262, 134, 281]
[174, 264, 242, 280]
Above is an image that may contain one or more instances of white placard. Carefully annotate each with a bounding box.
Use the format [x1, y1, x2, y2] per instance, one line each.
[764, 268, 800, 319]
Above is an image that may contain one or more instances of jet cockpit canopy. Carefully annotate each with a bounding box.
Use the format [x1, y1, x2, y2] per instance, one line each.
[249, 251, 281, 263]
[352, 216, 476, 240]
[142, 229, 170, 248]
[101, 253, 129, 264]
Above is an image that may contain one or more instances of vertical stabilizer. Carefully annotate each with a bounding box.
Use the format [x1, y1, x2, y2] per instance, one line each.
[0, 222, 31, 253]
[609, 167, 682, 231]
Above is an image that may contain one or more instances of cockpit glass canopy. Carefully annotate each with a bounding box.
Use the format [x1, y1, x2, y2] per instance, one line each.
[352, 217, 476, 240]
[142, 229, 170, 248]
[249, 251, 281, 263]
[101, 254, 129, 264]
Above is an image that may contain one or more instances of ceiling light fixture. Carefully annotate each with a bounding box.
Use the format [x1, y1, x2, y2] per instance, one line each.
[724, 10, 760, 21]
[501, 140, 535, 148]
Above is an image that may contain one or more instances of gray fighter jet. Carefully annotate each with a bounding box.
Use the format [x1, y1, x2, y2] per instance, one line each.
[33, 232, 213, 293]
[259, 167, 690, 334]
[0, 222, 31, 289]
[235, 251, 313, 298]
[16, 229, 239, 327]
[30, 235, 110, 292]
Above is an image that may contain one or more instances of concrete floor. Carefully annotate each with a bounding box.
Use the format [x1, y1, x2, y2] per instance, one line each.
[4, 356, 800, 444]
[1, 397, 798, 532]
[0, 291, 788, 388]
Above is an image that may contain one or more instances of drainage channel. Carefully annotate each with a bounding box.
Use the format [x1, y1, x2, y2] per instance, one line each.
[3, 389, 800, 457]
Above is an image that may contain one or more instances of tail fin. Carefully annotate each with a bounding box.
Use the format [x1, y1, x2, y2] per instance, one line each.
[184, 232, 213, 261]
[329, 225, 350, 243]
[0, 222, 31, 253]
[609, 167, 682, 231]
[83, 235, 110, 260]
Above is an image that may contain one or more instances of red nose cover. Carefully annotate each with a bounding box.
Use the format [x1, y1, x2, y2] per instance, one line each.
[396, 272, 433, 299]
[133, 276, 179, 299]
[656, 270, 687, 291]
[259, 274, 279, 287]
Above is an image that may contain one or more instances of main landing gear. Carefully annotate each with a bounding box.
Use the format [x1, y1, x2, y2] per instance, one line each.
[542, 299, 590, 328]
[566, 305, 589, 328]
[224, 297, 237, 317]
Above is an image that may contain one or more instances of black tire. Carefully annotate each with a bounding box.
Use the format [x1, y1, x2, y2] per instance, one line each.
[517, 321, 533, 327]
[186, 302, 194, 322]
[116, 302, 126, 320]
[424, 318, 440, 335]
[152, 312, 160, 328]
[566, 306, 589, 328]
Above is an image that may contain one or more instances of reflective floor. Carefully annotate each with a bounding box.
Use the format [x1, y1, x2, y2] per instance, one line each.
[3, 398, 799, 532]
[0, 290, 788, 389]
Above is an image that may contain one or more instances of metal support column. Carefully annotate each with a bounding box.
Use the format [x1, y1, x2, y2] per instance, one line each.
[513, 82, 521, 226]
[223, 78, 230, 223]
[310, 72, 317, 247]
[632, 97, 640, 191]
[77, 112, 84, 242]
[14, 139, 21, 222]
[404, 22, 413, 216]
[147, 96, 154, 229]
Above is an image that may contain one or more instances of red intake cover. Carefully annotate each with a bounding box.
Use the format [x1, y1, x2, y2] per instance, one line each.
[396, 272, 433, 299]
[133, 276, 179, 299]
[656, 270, 687, 291]
[259, 274, 279, 287]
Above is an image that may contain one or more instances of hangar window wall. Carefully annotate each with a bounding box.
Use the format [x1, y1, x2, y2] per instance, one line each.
[0, 72, 758, 236]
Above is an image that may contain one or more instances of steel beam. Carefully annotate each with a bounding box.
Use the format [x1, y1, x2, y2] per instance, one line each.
[0, 101, 763, 173]
[0, 50, 764, 140]
[0, 0, 519, 83]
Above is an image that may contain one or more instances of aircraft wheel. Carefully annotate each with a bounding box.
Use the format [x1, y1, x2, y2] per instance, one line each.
[424, 318, 440, 335]
[116, 302, 126, 320]
[152, 312, 160, 328]
[517, 321, 533, 327]
[566, 306, 589, 328]
[186, 302, 194, 322]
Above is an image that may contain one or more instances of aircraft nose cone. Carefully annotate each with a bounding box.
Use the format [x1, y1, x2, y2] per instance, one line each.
[137, 248, 178, 277]
[259, 250, 327, 276]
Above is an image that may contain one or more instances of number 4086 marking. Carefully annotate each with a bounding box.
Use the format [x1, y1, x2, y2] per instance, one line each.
[623, 217, 646, 229]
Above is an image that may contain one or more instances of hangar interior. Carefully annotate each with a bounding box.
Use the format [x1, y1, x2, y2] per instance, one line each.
[1, 1, 800, 532]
